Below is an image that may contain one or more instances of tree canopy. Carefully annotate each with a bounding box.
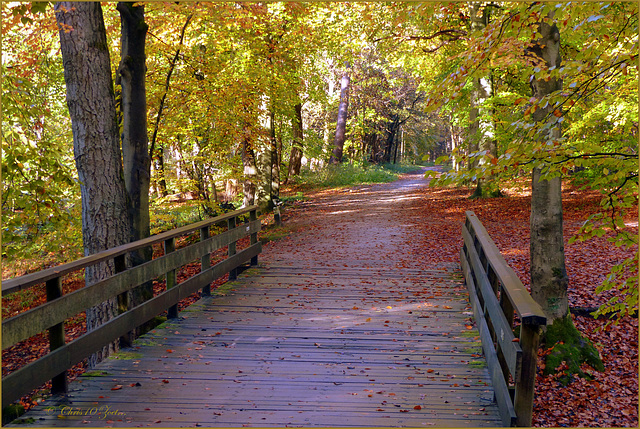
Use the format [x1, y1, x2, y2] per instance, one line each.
[2, 2, 637, 322]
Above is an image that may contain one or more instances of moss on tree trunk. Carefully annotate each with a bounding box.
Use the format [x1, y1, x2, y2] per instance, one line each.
[543, 313, 604, 385]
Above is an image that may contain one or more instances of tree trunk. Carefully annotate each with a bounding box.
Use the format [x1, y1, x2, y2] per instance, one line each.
[242, 139, 257, 207]
[468, 4, 498, 197]
[117, 1, 153, 313]
[270, 110, 280, 203]
[382, 116, 400, 164]
[286, 103, 304, 183]
[529, 19, 568, 324]
[153, 154, 168, 197]
[329, 66, 350, 165]
[55, 1, 131, 366]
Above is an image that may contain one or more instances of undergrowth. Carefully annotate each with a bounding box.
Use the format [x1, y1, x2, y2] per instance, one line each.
[296, 162, 418, 188]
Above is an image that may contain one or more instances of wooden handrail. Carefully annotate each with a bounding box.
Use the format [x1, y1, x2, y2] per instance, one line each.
[1, 207, 261, 409]
[461, 211, 546, 427]
[1, 205, 259, 296]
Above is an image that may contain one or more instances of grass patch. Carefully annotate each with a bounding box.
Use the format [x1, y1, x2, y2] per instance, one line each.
[80, 370, 112, 378]
[463, 346, 483, 355]
[108, 351, 143, 360]
[459, 329, 480, 338]
[295, 163, 413, 189]
[260, 225, 291, 244]
[468, 360, 487, 368]
[133, 338, 162, 347]
[2, 404, 25, 425]
[213, 280, 241, 297]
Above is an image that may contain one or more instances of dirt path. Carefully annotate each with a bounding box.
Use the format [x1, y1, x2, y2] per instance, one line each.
[265, 168, 453, 270]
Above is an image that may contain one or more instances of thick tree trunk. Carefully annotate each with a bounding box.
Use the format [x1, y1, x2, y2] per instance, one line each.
[286, 103, 304, 183]
[329, 67, 350, 165]
[117, 1, 150, 249]
[117, 2, 153, 315]
[55, 2, 131, 366]
[529, 19, 568, 324]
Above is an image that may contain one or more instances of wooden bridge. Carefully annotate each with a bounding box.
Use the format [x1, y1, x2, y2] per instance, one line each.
[2, 172, 545, 427]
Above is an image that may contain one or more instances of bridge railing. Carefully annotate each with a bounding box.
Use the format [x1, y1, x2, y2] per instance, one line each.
[460, 211, 546, 427]
[2, 206, 261, 409]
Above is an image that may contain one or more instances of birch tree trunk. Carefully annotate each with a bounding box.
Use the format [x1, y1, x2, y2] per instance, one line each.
[55, 1, 131, 366]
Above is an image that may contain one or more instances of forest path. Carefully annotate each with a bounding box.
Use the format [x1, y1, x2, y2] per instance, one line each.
[14, 169, 503, 427]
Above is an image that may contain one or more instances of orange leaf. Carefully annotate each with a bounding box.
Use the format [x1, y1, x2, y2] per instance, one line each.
[414, 405, 422, 410]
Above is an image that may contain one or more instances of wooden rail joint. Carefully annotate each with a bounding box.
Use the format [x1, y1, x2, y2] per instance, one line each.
[460, 211, 547, 427]
[1, 206, 262, 410]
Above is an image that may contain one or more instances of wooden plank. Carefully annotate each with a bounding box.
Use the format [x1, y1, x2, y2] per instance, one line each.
[1, 245, 261, 408]
[2, 221, 260, 349]
[461, 251, 517, 427]
[1, 206, 259, 296]
[463, 226, 522, 380]
[464, 211, 546, 326]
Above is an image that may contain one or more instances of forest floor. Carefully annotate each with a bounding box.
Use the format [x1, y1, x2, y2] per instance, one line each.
[278, 167, 638, 428]
[3, 167, 638, 427]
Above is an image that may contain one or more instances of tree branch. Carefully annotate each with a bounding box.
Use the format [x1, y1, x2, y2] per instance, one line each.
[148, 13, 193, 160]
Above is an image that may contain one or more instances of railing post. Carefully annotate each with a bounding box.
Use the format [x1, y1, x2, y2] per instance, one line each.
[228, 216, 237, 280]
[46, 276, 68, 394]
[165, 237, 178, 319]
[200, 226, 211, 296]
[114, 254, 134, 346]
[500, 292, 517, 399]
[515, 323, 541, 427]
[250, 208, 258, 266]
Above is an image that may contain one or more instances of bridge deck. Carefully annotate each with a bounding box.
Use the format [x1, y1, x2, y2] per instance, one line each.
[13, 171, 503, 427]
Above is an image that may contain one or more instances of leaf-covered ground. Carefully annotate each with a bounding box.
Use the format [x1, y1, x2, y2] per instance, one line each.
[281, 169, 638, 427]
